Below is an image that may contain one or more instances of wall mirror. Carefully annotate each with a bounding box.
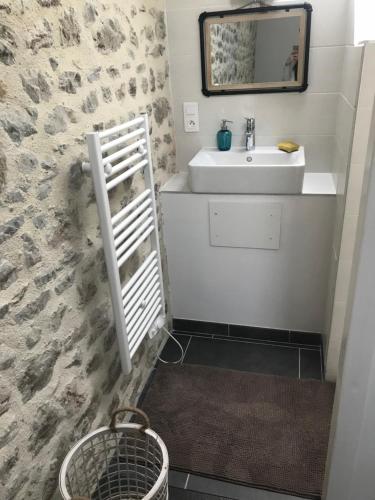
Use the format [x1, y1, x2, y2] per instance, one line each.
[199, 3, 312, 96]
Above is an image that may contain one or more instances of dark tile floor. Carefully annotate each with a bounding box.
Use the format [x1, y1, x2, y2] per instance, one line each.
[162, 332, 324, 381]
[170, 485, 231, 500]
[161, 331, 324, 500]
[169, 473, 303, 500]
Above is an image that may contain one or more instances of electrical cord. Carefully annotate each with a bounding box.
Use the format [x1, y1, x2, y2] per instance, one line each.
[157, 326, 186, 364]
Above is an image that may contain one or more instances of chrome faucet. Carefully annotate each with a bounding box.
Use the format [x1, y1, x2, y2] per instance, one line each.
[245, 117, 255, 151]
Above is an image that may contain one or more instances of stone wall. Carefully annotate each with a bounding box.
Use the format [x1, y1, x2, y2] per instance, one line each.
[0, 1, 176, 498]
[210, 21, 257, 86]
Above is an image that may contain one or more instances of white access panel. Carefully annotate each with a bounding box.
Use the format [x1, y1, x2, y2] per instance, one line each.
[209, 200, 282, 250]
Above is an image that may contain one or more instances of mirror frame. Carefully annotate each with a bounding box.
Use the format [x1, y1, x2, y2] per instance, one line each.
[199, 3, 312, 96]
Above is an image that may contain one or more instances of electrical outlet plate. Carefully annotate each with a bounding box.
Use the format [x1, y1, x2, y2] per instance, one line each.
[148, 315, 166, 338]
[183, 102, 200, 132]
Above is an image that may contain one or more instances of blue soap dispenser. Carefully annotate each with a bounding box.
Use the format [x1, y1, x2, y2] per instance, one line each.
[217, 119, 233, 151]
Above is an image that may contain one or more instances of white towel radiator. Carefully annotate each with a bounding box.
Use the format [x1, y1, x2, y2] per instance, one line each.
[84, 114, 165, 374]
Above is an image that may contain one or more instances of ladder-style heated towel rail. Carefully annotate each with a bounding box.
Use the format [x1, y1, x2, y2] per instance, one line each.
[84, 114, 165, 374]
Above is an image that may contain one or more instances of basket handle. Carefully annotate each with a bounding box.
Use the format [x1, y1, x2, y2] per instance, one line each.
[110, 406, 150, 433]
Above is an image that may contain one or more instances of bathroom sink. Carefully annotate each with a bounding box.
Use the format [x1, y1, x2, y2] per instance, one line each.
[189, 147, 305, 194]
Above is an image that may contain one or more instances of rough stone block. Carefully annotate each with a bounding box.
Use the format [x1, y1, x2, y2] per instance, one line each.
[0, 215, 24, 244]
[58, 71, 82, 94]
[0, 108, 37, 144]
[94, 18, 125, 54]
[0, 417, 17, 449]
[54, 269, 76, 295]
[153, 96, 170, 126]
[50, 303, 67, 332]
[83, 2, 98, 26]
[0, 149, 6, 192]
[27, 19, 53, 54]
[0, 258, 16, 290]
[20, 70, 51, 103]
[0, 346, 16, 370]
[44, 105, 77, 135]
[21, 233, 42, 268]
[0, 382, 10, 416]
[37, 0, 61, 6]
[15, 290, 50, 324]
[59, 8, 81, 47]
[81, 91, 98, 114]
[0, 23, 16, 65]
[87, 66, 101, 83]
[28, 402, 65, 455]
[17, 342, 60, 402]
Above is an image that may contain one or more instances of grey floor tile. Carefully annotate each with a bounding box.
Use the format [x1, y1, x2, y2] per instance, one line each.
[187, 475, 305, 500]
[160, 334, 191, 363]
[229, 324, 289, 343]
[170, 486, 233, 499]
[169, 470, 189, 489]
[183, 337, 299, 378]
[300, 349, 322, 380]
[173, 318, 228, 336]
[290, 331, 322, 346]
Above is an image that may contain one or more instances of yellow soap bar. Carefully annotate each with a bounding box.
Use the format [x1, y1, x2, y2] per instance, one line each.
[277, 141, 300, 153]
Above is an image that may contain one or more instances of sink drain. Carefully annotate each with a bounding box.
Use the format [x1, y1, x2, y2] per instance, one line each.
[246, 156, 253, 163]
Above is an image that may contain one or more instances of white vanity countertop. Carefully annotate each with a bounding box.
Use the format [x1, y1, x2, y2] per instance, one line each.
[161, 172, 337, 196]
[302, 173, 337, 195]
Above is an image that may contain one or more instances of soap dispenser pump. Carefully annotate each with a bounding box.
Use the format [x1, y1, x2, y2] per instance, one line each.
[217, 119, 233, 151]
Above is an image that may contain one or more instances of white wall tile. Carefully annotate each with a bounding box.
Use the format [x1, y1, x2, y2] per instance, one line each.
[307, 46, 344, 94]
[346, 164, 366, 215]
[167, 0, 244, 11]
[308, 0, 350, 47]
[357, 43, 375, 108]
[332, 191, 345, 257]
[172, 91, 338, 137]
[335, 95, 356, 160]
[339, 214, 360, 260]
[351, 105, 375, 164]
[166, 9, 201, 57]
[324, 248, 339, 334]
[253, 93, 338, 136]
[341, 45, 363, 106]
[334, 257, 353, 304]
[326, 45, 373, 380]
[344, 0, 355, 45]
[326, 300, 347, 381]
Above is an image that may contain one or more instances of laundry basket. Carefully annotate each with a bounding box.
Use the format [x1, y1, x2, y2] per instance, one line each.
[59, 407, 169, 500]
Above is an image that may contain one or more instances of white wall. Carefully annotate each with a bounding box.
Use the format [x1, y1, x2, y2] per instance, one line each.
[326, 42, 375, 381]
[354, 0, 375, 44]
[324, 99, 375, 500]
[166, 0, 353, 174]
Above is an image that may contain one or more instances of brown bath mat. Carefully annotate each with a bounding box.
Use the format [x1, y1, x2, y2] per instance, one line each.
[140, 364, 335, 499]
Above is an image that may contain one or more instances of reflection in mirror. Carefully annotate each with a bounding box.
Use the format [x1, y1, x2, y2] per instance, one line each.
[210, 21, 258, 86]
[200, 5, 312, 95]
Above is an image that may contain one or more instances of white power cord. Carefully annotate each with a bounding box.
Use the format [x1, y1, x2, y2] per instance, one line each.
[157, 326, 186, 364]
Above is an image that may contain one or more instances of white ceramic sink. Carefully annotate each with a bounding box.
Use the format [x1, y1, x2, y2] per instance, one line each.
[189, 147, 305, 194]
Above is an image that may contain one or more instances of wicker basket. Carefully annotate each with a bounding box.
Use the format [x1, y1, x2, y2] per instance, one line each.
[59, 407, 169, 500]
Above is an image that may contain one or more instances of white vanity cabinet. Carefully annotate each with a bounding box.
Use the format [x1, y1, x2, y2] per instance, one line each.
[160, 173, 336, 334]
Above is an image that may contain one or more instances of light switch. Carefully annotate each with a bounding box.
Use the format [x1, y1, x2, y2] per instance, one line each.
[183, 102, 199, 133]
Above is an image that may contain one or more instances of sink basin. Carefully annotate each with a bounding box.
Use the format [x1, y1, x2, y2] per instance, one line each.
[189, 147, 305, 194]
